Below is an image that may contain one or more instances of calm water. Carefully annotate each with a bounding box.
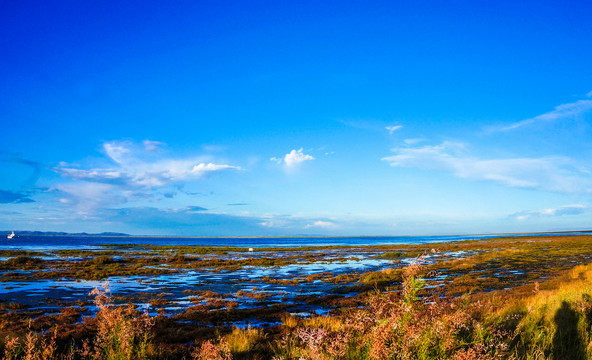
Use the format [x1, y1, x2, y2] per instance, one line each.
[1, 231, 589, 250]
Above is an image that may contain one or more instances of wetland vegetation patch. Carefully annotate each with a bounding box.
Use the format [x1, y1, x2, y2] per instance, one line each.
[2, 234, 592, 359]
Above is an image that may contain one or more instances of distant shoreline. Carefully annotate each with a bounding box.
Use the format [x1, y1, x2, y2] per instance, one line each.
[4, 229, 591, 239]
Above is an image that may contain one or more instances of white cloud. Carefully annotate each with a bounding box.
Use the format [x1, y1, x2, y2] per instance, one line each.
[259, 221, 281, 228]
[404, 138, 425, 145]
[191, 163, 237, 174]
[55, 182, 126, 213]
[202, 144, 227, 153]
[491, 98, 592, 132]
[56, 140, 240, 189]
[53, 140, 241, 210]
[272, 148, 314, 168]
[103, 142, 132, 165]
[285, 149, 314, 167]
[512, 205, 588, 220]
[143, 140, 164, 151]
[386, 125, 403, 134]
[526, 99, 592, 122]
[304, 220, 338, 229]
[56, 168, 130, 184]
[269, 157, 282, 164]
[257, 213, 342, 231]
[382, 141, 592, 193]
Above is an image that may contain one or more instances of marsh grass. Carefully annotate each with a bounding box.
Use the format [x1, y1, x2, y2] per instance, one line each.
[4, 235, 592, 359]
[192, 340, 232, 360]
[303, 316, 344, 332]
[280, 314, 298, 329]
[377, 252, 405, 259]
[496, 263, 592, 360]
[1, 283, 154, 360]
[361, 267, 403, 286]
[224, 327, 264, 355]
[269, 254, 592, 359]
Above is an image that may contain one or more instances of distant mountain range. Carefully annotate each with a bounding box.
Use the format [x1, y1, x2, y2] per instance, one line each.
[2, 231, 130, 236]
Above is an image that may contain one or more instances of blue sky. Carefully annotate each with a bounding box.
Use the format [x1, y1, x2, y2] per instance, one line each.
[1, 0, 592, 236]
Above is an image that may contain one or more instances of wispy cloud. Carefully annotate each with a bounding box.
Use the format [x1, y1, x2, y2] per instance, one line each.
[341, 119, 406, 135]
[404, 138, 425, 145]
[142, 140, 164, 151]
[386, 125, 403, 134]
[489, 97, 592, 132]
[304, 220, 338, 229]
[382, 141, 592, 193]
[54, 182, 132, 214]
[53, 140, 240, 208]
[271, 148, 314, 168]
[259, 215, 342, 233]
[511, 205, 588, 220]
[56, 140, 240, 189]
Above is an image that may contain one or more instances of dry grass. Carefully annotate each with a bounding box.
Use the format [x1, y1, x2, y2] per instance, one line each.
[303, 316, 344, 332]
[192, 340, 232, 360]
[1, 282, 154, 360]
[498, 263, 592, 360]
[224, 327, 265, 355]
[361, 267, 402, 285]
[280, 314, 298, 329]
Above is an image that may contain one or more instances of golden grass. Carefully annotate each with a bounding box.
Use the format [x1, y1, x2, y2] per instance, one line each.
[302, 316, 344, 332]
[361, 267, 402, 285]
[280, 313, 299, 329]
[487, 263, 592, 360]
[224, 326, 265, 355]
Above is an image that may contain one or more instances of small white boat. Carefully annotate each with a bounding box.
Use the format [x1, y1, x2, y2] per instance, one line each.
[7, 231, 15, 239]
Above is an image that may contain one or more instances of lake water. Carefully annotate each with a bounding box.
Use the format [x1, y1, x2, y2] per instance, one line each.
[1, 231, 589, 250]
